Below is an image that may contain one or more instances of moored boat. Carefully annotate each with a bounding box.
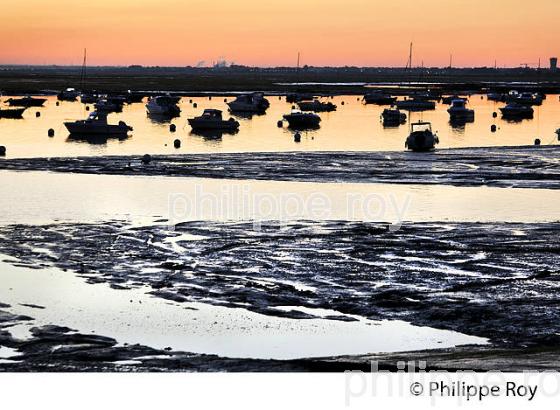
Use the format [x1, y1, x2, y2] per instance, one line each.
[381, 108, 406, 126]
[447, 99, 475, 121]
[188, 109, 240, 131]
[64, 111, 133, 135]
[297, 99, 336, 112]
[363, 91, 396, 105]
[57, 88, 80, 101]
[395, 98, 436, 111]
[499, 102, 534, 120]
[0, 107, 26, 118]
[282, 110, 321, 129]
[5, 96, 47, 107]
[146, 95, 181, 117]
[227, 92, 270, 113]
[405, 122, 439, 152]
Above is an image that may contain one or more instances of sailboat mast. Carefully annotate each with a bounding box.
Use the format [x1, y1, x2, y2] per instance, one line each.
[80, 48, 87, 90]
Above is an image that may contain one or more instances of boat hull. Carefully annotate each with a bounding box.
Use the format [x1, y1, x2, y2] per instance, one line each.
[0, 108, 26, 118]
[64, 122, 131, 136]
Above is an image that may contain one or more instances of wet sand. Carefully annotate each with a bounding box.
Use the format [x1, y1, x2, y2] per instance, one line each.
[1, 146, 559, 189]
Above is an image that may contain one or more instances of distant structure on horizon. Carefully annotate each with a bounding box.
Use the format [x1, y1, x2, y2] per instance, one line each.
[551, 57, 558, 70]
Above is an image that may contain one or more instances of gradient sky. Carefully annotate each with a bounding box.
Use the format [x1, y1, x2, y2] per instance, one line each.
[1, 0, 558, 67]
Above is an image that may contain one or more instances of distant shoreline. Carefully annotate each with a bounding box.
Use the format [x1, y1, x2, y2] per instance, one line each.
[2, 66, 560, 94]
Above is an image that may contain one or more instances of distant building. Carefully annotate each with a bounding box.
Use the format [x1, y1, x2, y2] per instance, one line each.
[551, 57, 558, 70]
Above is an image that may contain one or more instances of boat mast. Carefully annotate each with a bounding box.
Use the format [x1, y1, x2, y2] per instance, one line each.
[80, 48, 87, 91]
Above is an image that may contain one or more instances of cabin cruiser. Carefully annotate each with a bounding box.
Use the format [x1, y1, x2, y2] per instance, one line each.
[0, 107, 26, 119]
[395, 98, 436, 111]
[95, 98, 123, 113]
[227, 92, 270, 113]
[447, 99, 475, 121]
[363, 91, 396, 105]
[146, 96, 181, 116]
[188, 109, 240, 131]
[381, 108, 406, 126]
[441, 95, 466, 105]
[64, 111, 133, 136]
[57, 88, 80, 101]
[286, 93, 315, 103]
[499, 103, 534, 120]
[297, 99, 336, 112]
[405, 122, 439, 152]
[282, 110, 321, 129]
[80, 93, 100, 104]
[5, 96, 47, 107]
[507, 92, 543, 106]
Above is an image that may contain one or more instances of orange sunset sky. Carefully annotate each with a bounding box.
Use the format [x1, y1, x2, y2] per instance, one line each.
[0, 0, 558, 67]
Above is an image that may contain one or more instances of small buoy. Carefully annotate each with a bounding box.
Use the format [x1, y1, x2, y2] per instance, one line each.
[35, 111, 41, 117]
[534, 138, 541, 145]
[481, 96, 484, 99]
[357, 97, 360, 101]
[341, 101, 345, 105]
[291, 105, 296, 109]
[224, 98, 227, 103]
[174, 139, 181, 148]
[193, 103, 198, 108]
[209, 96, 212, 100]
[0, 146, 6, 156]
[277, 120, 283, 127]
[142, 154, 152, 164]
[170, 124, 176, 132]
[56, 101, 60, 106]
[492, 112, 497, 118]
[491, 125, 497, 132]
[278, 96, 282, 100]
[294, 132, 301, 142]
[85, 105, 90, 111]
[189, 99, 193, 104]
[48, 128, 55, 137]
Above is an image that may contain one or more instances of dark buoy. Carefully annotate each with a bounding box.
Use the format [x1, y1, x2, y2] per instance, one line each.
[277, 120, 283, 127]
[278, 96, 282, 100]
[491, 124, 497, 132]
[291, 105, 296, 110]
[189, 99, 193, 104]
[294, 132, 301, 142]
[0, 146, 6, 156]
[534, 138, 541, 145]
[224, 98, 227, 103]
[341, 101, 345, 105]
[170, 124, 176, 132]
[209, 96, 212, 100]
[492, 112, 497, 118]
[357, 97, 360, 101]
[85, 105, 90, 111]
[193, 102, 198, 108]
[142, 154, 152, 164]
[56, 101, 60, 106]
[48, 128, 55, 137]
[174, 139, 181, 148]
[35, 111, 41, 117]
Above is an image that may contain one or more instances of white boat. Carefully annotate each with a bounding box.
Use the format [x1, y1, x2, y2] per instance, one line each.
[405, 122, 439, 152]
[146, 96, 181, 116]
[227, 93, 270, 113]
[64, 111, 132, 135]
[447, 99, 475, 121]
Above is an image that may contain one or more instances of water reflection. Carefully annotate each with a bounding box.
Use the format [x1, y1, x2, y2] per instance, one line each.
[66, 133, 131, 145]
[0, 94, 559, 159]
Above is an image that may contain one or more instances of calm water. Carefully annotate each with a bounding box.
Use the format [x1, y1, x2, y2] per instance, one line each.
[1, 94, 559, 158]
